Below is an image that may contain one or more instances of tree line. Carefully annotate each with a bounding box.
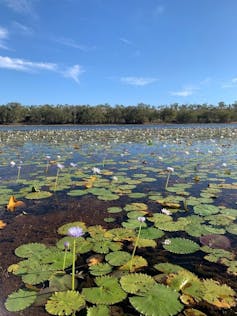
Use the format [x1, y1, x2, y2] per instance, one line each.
[0, 102, 237, 125]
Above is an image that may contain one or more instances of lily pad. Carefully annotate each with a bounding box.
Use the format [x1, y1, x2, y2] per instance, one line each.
[120, 273, 156, 295]
[5, 289, 37, 312]
[87, 305, 110, 316]
[25, 191, 52, 199]
[82, 276, 127, 305]
[129, 283, 183, 316]
[105, 251, 132, 266]
[163, 238, 200, 254]
[45, 290, 86, 315]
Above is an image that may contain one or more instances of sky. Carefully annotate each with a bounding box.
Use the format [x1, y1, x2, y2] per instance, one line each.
[0, 0, 236, 106]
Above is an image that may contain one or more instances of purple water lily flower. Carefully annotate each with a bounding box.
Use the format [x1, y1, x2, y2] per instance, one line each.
[68, 226, 84, 238]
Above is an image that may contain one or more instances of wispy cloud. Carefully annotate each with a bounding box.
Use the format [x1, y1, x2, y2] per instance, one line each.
[2, 0, 34, 14]
[0, 26, 9, 49]
[170, 89, 193, 97]
[171, 84, 199, 97]
[12, 21, 33, 35]
[120, 37, 132, 45]
[0, 55, 84, 83]
[0, 55, 57, 71]
[54, 37, 95, 52]
[121, 76, 157, 86]
[222, 77, 237, 88]
[63, 64, 84, 84]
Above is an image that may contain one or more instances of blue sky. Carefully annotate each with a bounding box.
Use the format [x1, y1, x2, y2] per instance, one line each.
[0, 0, 236, 106]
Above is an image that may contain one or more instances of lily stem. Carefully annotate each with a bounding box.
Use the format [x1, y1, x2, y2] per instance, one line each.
[72, 239, 76, 290]
[130, 223, 142, 272]
[165, 172, 171, 190]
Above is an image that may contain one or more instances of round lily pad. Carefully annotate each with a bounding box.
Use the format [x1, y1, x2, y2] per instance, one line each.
[163, 238, 200, 254]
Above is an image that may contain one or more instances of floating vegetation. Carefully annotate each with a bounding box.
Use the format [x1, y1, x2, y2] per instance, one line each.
[2, 124, 237, 315]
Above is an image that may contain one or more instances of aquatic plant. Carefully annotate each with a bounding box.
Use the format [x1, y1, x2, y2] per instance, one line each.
[6, 195, 25, 212]
[129, 216, 146, 272]
[165, 166, 174, 189]
[5, 218, 237, 315]
[54, 162, 64, 190]
[67, 226, 84, 290]
[62, 241, 70, 270]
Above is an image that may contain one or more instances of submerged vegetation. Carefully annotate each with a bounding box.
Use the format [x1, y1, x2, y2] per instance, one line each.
[1, 101, 237, 124]
[1, 125, 237, 315]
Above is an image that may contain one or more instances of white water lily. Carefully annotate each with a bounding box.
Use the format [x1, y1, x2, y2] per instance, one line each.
[10, 161, 16, 167]
[92, 167, 101, 174]
[70, 162, 77, 167]
[57, 163, 64, 170]
[161, 208, 171, 215]
[163, 239, 171, 245]
[167, 167, 174, 173]
[137, 216, 146, 223]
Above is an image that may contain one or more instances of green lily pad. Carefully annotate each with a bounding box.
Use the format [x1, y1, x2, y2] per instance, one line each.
[89, 263, 113, 276]
[120, 273, 156, 295]
[107, 206, 123, 213]
[163, 238, 200, 254]
[140, 227, 165, 239]
[82, 276, 127, 305]
[194, 204, 220, 216]
[87, 305, 110, 316]
[25, 191, 52, 199]
[105, 251, 132, 266]
[129, 283, 183, 316]
[5, 289, 37, 312]
[45, 290, 86, 315]
[15, 243, 47, 258]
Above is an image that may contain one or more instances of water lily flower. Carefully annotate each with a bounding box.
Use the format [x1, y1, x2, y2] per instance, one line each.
[163, 239, 171, 245]
[92, 167, 101, 174]
[68, 226, 84, 238]
[112, 176, 118, 181]
[161, 208, 171, 215]
[222, 163, 227, 167]
[67, 226, 84, 290]
[64, 241, 70, 249]
[158, 156, 163, 160]
[10, 161, 16, 167]
[57, 163, 64, 170]
[70, 162, 77, 167]
[137, 216, 146, 223]
[167, 167, 174, 173]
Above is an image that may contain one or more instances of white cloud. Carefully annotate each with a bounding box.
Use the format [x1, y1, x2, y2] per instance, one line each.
[121, 76, 157, 86]
[0, 26, 9, 49]
[171, 84, 199, 97]
[171, 90, 193, 97]
[63, 64, 84, 84]
[222, 77, 237, 88]
[0, 55, 57, 71]
[0, 55, 84, 83]
[2, 0, 34, 13]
